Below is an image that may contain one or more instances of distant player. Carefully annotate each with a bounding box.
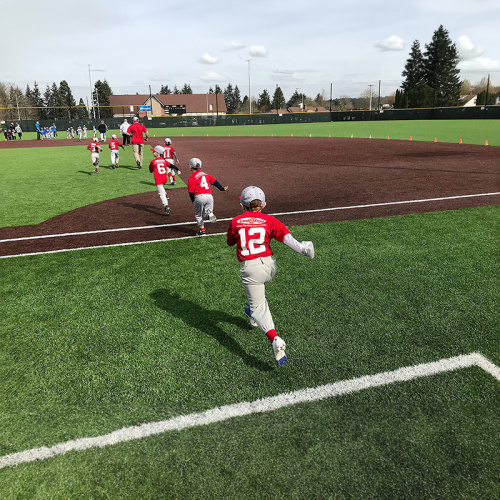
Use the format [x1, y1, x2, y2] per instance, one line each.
[163, 138, 179, 184]
[128, 116, 149, 169]
[187, 157, 228, 236]
[149, 146, 173, 215]
[98, 120, 108, 142]
[83, 125, 87, 139]
[109, 134, 125, 169]
[87, 137, 103, 173]
[76, 125, 83, 141]
[227, 186, 314, 366]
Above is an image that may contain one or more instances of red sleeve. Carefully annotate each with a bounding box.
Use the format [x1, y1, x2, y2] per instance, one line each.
[149, 160, 155, 173]
[208, 174, 217, 185]
[86, 144, 91, 150]
[269, 216, 290, 242]
[187, 174, 195, 193]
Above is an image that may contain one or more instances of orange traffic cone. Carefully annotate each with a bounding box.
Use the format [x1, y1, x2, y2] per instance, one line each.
[409, 136, 412, 141]
[328, 133, 331, 137]
[207, 133, 209, 137]
[434, 137, 437, 142]
[369, 134, 372, 139]
[181, 133, 184, 137]
[291, 133, 293, 137]
[271, 133, 273, 137]
[387, 135, 390, 140]
[459, 138, 462, 144]
[253, 133, 255, 137]
[228, 133, 230, 137]
[484, 140, 489, 146]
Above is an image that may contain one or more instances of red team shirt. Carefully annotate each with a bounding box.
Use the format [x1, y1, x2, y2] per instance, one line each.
[188, 170, 216, 196]
[87, 141, 100, 153]
[227, 212, 290, 262]
[127, 122, 148, 144]
[149, 157, 169, 185]
[163, 145, 176, 163]
[109, 139, 122, 150]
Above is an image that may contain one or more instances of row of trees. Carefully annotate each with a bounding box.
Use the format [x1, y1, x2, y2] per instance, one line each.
[397, 25, 498, 108]
[0, 79, 114, 122]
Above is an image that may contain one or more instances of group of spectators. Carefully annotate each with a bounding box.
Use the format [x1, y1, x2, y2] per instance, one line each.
[2, 122, 22, 140]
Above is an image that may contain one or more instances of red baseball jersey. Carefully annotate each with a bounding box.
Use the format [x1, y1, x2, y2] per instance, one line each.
[188, 170, 216, 196]
[227, 211, 290, 262]
[109, 139, 122, 150]
[128, 122, 148, 144]
[87, 142, 100, 153]
[163, 145, 176, 163]
[149, 157, 169, 185]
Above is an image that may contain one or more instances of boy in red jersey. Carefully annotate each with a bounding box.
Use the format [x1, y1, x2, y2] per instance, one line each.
[86, 137, 103, 173]
[108, 134, 125, 169]
[149, 146, 178, 215]
[227, 186, 314, 366]
[187, 157, 228, 236]
[163, 138, 179, 185]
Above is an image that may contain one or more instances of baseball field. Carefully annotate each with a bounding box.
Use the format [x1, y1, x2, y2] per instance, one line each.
[0, 120, 499, 498]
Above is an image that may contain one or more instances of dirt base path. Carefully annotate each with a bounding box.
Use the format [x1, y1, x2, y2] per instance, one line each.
[1, 137, 499, 257]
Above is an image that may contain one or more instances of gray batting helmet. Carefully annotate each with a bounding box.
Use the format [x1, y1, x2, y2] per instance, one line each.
[189, 158, 202, 169]
[164, 138, 172, 145]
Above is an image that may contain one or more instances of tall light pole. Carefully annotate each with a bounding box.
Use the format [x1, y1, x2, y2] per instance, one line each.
[88, 64, 95, 119]
[296, 88, 304, 111]
[368, 84, 374, 111]
[240, 56, 251, 114]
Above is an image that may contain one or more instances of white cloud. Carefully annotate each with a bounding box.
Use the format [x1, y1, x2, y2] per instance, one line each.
[199, 72, 226, 82]
[249, 45, 268, 57]
[457, 35, 484, 60]
[375, 35, 405, 51]
[199, 54, 219, 64]
[459, 57, 500, 72]
[272, 70, 306, 82]
[224, 41, 246, 51]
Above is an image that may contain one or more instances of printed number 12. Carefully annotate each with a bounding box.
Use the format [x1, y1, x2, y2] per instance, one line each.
[239, 227, 266, 256]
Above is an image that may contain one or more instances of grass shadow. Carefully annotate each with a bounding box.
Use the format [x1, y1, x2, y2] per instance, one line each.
[150, 288, 272, 371]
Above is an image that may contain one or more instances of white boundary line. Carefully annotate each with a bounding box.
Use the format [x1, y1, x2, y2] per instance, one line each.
[1, 352, 498, 470]
[1, 192, 499, 259]
[1, 192, 499, 243]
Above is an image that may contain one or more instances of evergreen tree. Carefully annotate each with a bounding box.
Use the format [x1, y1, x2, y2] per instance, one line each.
[286, 89, 303, 108]
[76, 98, 88, 119]
[214, 84, 222, 94]
[173, 85, 180, 94]
[272, 86, 286, 110]
[43, 84, 55, 120]
[257, 89, 271, 112]
[402, 41, 426, 94]
[181, 83, 192, 94]
[58, 80, 76, 119]
[241, 95, 249, 113]
[423, 25, 462, 107]
[93, 79, 113, 118]
[223, 83, 241, 114]
[27, 81, 44, 119]
[208, 87, 214, 94]
[233, 85, 241, 113]
[159, 84, 172, 94]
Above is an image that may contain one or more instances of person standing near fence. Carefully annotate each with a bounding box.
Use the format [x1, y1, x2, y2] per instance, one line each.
[35, 121, 41, 140]
[128, 116, 149, 169]
[120, 119, 131, 145]
[15, 123, 22, 140]
[98, 120, 108, 142]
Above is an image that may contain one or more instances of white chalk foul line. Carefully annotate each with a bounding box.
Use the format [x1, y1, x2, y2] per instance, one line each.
[1, 352, 498, 470]
[1, 192, 499, 244]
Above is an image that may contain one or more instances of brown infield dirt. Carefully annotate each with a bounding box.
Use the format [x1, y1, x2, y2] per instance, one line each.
[0, 136, 499, 257]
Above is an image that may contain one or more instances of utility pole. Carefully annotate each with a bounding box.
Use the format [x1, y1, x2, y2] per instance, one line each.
[88, 64, 95, 120]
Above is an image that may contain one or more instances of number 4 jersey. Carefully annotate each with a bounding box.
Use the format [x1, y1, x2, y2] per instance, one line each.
[227, 211, 290, 262]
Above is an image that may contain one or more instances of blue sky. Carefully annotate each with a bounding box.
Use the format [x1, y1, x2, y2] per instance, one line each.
[0, 0, 498, 103]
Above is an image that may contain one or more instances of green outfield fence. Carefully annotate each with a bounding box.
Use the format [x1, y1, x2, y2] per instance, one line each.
[2, 105, 499, 132]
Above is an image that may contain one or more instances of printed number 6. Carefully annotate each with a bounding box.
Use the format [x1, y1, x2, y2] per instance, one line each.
[158, 165, 167, 174]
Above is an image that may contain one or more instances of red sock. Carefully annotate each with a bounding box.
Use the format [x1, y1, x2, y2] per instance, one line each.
[266, 329, 277, 342]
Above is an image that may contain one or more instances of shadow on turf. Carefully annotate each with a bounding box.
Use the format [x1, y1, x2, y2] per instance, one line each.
[150, 288, 272, 371]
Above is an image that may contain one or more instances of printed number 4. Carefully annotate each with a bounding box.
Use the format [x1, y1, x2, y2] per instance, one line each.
[239, 227, 266, 256]
[200, 176, 209, 189]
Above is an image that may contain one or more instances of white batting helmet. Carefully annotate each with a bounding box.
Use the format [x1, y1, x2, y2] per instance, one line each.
[189, 158, 202, 169]
[111, 134, 117, 139]
[164, 138, 172, 145]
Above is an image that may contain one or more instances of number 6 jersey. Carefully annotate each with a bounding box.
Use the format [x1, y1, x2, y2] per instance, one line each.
[227, 211, 290, 262]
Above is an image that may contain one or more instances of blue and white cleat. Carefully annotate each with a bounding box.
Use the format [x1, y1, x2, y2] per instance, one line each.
[244, 304, 258, 327]
[272, 336, 287, 366]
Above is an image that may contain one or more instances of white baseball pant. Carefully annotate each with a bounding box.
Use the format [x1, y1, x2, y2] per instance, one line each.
[111, 150, 119, 165]
[193, 193, 214, 228]
[240, 256, 277, 334]
[157, 184, 168, 206]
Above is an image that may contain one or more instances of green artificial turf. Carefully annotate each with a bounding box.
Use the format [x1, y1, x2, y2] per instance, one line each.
[1, 207, 498, 498]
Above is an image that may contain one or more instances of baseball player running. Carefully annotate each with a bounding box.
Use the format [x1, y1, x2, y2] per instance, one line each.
[226, 186, 314, 366]
[149, 146, 176, 215]
[163, 138, 179, 185]
[87, 138, 103, 173]
[109, 134, 125, 169]
[187, 157, 228, 236]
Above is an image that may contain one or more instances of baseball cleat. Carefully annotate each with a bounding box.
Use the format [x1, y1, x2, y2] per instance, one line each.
[244, 304, 258, 327]
[206, 210, 217, 223]
[164, 206, 171, 216]
[272, 336, 287, 366]
[171, 181, 176, 185]
[196, 228, 206, 236]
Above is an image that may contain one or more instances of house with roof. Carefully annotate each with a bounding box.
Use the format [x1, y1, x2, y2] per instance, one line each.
[109, 94, 227, 119]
